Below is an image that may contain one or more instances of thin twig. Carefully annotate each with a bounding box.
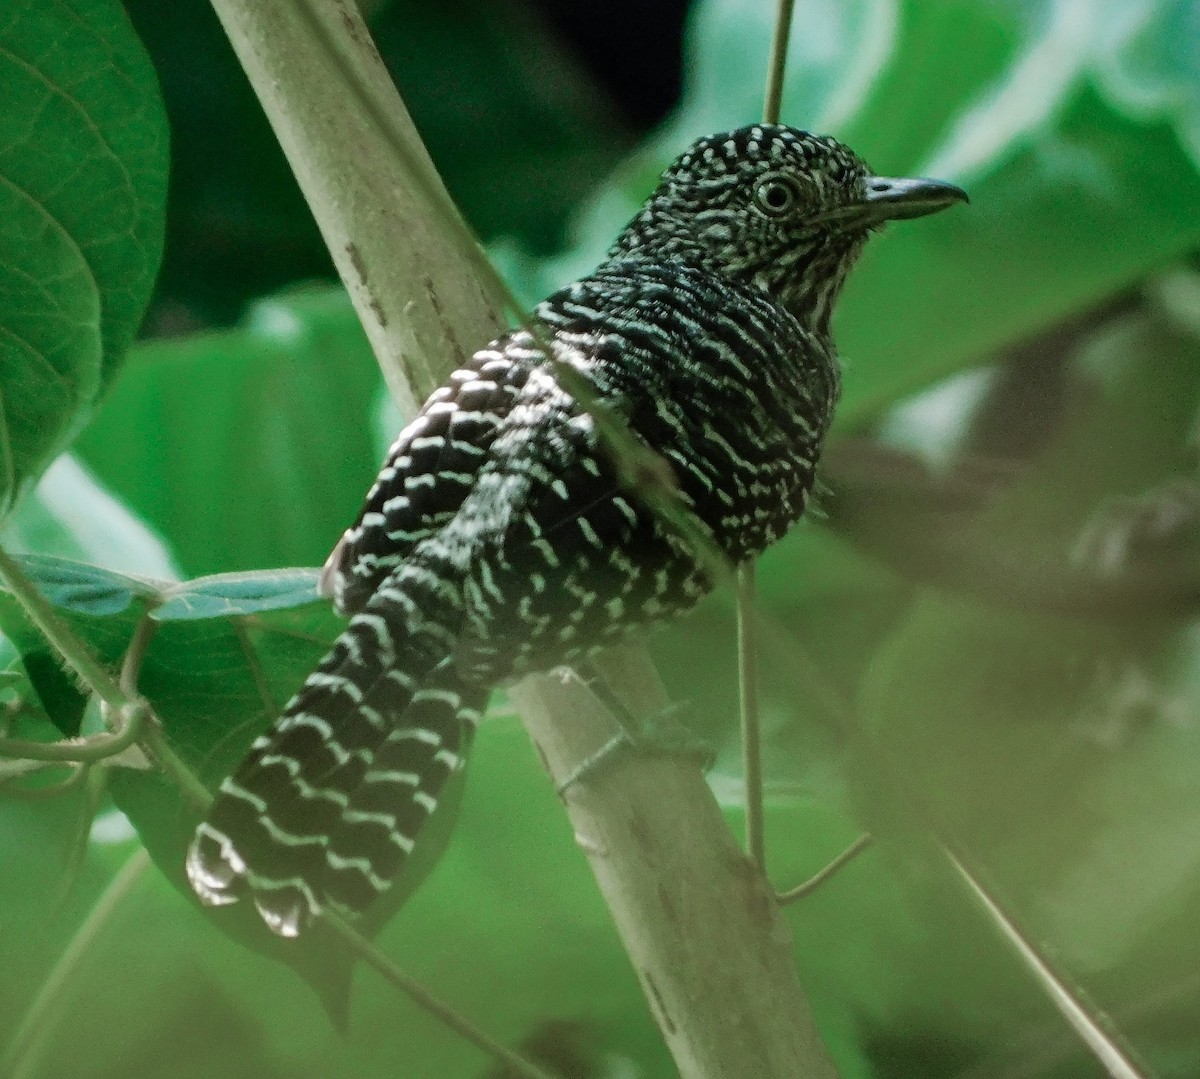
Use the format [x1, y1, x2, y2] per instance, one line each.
[751, 11, 797, 874]
[0, 760, 86, 800]
[118, 610, 158, 697]
[0, 721, 144, 764]
[776, 834, 872, 905]
[763, 0, 797, 126]
[737, 562, 765, 870]
[944, 847, 1151, 1079]
[740, 0, 795, 880]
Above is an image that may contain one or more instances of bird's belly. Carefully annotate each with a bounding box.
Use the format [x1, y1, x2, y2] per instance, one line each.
[454, 523, 709, 682]
[685, 449, 817, 563]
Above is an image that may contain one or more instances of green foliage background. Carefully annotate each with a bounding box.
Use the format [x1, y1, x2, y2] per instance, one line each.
[3, 0, 1200, 1077]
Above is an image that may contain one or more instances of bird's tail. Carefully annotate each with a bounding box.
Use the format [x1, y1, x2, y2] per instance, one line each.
[186, 554, 484, 936]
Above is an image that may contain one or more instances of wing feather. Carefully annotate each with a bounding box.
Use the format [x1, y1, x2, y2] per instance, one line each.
[321, 344, 527, 615]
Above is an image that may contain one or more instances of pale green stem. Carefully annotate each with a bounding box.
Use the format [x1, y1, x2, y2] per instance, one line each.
[743, 0, 797, 879]
[737, 562, 765, 871]
[763, 0, 797, 125]
[0, 549, 151, 765]
[0, 712, 145, 764]
[0, 760, 86, 799]
[776, 834, 872, 905]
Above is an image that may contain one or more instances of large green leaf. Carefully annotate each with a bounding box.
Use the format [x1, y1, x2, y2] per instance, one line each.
[0, 558, 336, 810]
[0, 0, 167, 509]
[0, 455, 179, 578]
[834, 6, 1200, 423]
[75, 288, 386, 576]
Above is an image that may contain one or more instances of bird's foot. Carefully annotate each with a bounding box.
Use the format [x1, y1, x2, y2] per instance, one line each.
[556, 699, 714, 795]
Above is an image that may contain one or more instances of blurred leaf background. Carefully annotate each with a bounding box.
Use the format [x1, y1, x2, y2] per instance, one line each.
[3, 0, 1200, 1076]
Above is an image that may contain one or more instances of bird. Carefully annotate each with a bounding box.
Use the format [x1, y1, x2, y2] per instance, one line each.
[186, 124, 967, 937]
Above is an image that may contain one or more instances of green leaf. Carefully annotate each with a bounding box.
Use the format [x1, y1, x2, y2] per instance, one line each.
[155, 569, 321, 621]
[2, 553, 163, 618]
[1093, 0, 1200, 169]
[0, 0, 168, 509]
[0, 455, 180, 578]
[0, 555, 485, 1019]
[0, 557, 346, 995]
[75, 287, 386, 576]
[835, 39, 1200, 424]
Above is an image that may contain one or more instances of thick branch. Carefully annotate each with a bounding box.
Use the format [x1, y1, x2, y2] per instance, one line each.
[208, 0, 506, 412]
[206, 1, 839, 1075]
[512, 649, 838, 1078]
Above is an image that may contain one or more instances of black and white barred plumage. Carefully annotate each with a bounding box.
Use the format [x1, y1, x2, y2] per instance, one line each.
[186, 125, 965, 936]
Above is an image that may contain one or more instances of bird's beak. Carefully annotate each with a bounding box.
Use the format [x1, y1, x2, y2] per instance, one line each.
[814, 176, 968, 229]
[858, 176, 968, 222]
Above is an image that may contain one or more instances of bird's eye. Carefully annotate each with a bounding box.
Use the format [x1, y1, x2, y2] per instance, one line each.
[753, 176, 802, 217]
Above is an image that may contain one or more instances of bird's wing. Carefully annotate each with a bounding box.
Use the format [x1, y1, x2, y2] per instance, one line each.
[448, 378, 708, 680]
[320, 341, 527, 615]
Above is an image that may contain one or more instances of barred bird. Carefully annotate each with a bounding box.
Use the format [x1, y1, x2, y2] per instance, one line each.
[187, 124, 966, 936]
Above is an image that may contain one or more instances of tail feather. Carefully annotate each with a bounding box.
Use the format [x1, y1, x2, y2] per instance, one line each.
[319, 668, 485, 912]
[187, 554, 476, 936]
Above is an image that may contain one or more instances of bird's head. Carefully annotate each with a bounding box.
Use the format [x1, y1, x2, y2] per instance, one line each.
[611, 124, 967, 333]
